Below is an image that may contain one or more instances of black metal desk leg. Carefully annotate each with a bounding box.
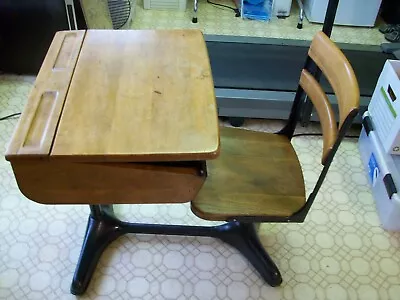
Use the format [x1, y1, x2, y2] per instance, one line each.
[70, 205, 283, 295]
[218, 222, 282, 287]
[70, 205, 126, 295]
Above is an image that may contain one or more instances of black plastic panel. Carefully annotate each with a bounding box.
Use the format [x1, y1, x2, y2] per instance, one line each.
[0, 0, 86, 74]
[207, 41, 392, 97]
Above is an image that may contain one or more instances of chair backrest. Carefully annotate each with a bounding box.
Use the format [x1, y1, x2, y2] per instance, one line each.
[286, 31, 360, 222]
[299, 31, 360, 164]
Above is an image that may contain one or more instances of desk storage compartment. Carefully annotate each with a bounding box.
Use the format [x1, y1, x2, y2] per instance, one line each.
[359, 113, 400, 231]
[5, 30, 218, 207]
[11, 160, 206, 205]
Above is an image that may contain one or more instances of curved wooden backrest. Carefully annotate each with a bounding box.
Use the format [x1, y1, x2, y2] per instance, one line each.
[300, 69, 337, 162]
[300, 31, 360, 164]
[308, 31, 360, 128]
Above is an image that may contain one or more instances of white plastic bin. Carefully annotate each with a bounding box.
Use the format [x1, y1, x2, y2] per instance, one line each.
[359, 112, 400, 231]
[369, 60, 400, 155]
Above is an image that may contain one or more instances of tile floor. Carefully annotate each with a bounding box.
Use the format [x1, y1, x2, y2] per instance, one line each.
[1, 73, 400, 300]
[80, 0, 387, 45]
[0, 3, 397, 298]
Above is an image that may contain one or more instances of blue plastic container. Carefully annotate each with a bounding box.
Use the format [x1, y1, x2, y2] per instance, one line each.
[242, 0, 272, 21]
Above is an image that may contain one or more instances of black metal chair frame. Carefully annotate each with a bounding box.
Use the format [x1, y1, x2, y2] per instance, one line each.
[70, 1, 346, 294]
[70, 49, 358, 296]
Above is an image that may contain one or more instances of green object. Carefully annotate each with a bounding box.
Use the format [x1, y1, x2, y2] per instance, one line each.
[381, 86, 397, 118]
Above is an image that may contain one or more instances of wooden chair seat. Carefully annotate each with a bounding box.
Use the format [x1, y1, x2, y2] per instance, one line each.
[191, 127, 306, 221]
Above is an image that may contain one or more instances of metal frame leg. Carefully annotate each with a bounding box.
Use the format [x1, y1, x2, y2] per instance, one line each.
[296, 0, 304, 29]
[192, 0, 198, 23]
[71, 205, 282, 295]
[70, 205, 125, 295]
[218, 222, 282, 285]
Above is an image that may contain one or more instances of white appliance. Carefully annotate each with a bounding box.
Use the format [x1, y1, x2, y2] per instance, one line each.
[144, 0, 187, 10]
[272, 0, 292, 17]
[303, 0, 382, 27]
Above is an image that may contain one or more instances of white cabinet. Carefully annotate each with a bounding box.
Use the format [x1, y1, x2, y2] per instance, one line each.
[143, 0, 187, 10]
[272, 0, 292, 17]
[303, 0, 382, 27]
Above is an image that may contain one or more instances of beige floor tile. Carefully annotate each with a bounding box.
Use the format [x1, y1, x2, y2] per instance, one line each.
[80, 0, 386, 44]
